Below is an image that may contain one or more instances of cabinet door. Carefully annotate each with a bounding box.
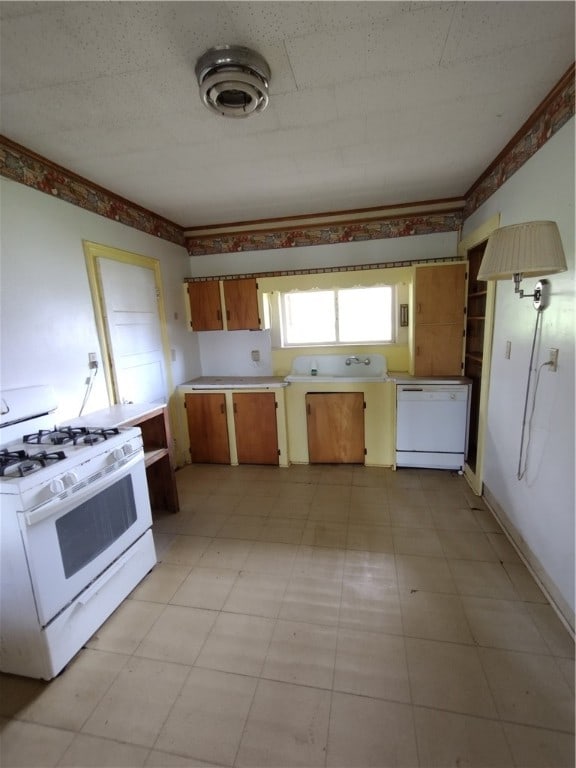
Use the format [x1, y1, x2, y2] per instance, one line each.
[414, 264, 466, 324]
[233, 392, 279, 465]
[185, 393, 230, 464]
[223, 278, 260, 331]
[187, 282, 223, 331]
[306, 393, 365, 464]
[413, 324, 464, 376]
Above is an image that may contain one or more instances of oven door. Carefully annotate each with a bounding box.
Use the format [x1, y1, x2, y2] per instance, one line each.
[18, 451, 152, 626]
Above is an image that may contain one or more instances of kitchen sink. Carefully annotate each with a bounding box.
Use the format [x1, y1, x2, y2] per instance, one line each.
[284, 354, 388, 383]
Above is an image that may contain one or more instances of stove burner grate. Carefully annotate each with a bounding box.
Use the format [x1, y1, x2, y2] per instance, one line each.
[0, 449, 66, 478]
[23, 426, 121, 446]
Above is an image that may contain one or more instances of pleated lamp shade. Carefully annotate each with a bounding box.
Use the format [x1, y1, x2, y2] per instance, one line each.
[478, 221, 567, 281]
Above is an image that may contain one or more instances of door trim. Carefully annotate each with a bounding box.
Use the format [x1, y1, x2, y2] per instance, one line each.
[458, 214, 500, 495]
[83, 241, 174, 405]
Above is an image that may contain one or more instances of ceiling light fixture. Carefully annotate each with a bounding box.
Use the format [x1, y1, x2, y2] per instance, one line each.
[477, 220, 567, 310]
[195, 45, 271, 118]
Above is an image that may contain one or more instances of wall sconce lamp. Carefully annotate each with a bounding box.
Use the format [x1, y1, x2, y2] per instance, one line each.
[477, 221, 567, 310]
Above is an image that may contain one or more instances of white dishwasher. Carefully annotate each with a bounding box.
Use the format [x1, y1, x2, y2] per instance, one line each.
[396, 384, 470, 470]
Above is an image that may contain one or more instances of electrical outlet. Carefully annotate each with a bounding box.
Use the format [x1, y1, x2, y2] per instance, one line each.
[548, 348, 559, 372]
[251, 349, 260, 362]
[88, 353, 98, 369]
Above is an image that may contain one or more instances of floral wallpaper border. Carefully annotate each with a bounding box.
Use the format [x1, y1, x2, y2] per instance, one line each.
[0, 65, 573, 255]
[0, 137, 184, 247]
[186, 212, 463, 256]
[184, 255, 461, 283]
[464, 65, 574, 219]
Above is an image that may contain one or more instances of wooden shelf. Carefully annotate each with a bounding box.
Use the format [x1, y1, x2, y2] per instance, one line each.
[468, 290, 488, 298]
[465, 354, 484, 363]
[68, 403, 180, 513]
[467, 316, 486, 321]
[144, 447, 170, 468]
[120, 405, 179, 514]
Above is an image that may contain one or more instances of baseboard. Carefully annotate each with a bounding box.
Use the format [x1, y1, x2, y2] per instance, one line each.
[482, 485, 575, 638]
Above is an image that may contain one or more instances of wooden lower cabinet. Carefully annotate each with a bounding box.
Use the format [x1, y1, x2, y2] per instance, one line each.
[233, 392, 279, 465]
[185, 393, 230, 464]
[306, 392, 365, 464]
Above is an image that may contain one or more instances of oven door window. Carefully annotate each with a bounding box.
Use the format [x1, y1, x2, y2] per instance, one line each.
[55, 475, 137, 578]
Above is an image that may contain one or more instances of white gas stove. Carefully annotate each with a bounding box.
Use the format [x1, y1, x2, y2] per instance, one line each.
[0, 424, 143, 512]
[0, 386, 156, 680]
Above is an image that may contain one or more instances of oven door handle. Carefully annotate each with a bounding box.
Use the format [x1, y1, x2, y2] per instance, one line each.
[23, 450, 144, 527]
[76, 544, 140, 606]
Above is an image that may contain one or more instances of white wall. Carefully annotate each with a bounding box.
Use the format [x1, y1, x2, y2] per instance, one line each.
[462, 119, 575, 628]
[198, 330, 273, 376]
[0, 178, 200, 426]
[187, 230, 458, 277]
[187, 230, 458, 378]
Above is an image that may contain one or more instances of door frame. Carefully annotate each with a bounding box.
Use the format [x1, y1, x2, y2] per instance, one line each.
[457, 214, 500, 495]
[83, 241, 173, 406]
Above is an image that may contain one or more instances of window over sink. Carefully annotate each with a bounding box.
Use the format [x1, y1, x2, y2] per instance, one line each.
[265, 285, 395, 347]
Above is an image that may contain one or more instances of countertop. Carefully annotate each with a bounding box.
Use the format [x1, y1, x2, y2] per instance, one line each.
[67, 402, 167, 429]
[389, 372, 472, 385]
[180, 374, 470, 388]
[180, 376, 288, 390]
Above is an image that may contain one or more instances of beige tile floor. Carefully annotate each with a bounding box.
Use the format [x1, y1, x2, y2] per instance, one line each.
[1, 464, 574, 767]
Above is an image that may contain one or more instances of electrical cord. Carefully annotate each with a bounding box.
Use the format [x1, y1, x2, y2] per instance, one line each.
[78, 363, 98, 416]
[517, 309, 551, 480]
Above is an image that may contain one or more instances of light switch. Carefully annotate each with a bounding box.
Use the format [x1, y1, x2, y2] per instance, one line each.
[251, 350, 260, 362]
[505, 341, 511, 359]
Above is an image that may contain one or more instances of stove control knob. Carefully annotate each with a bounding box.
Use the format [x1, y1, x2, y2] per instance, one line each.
[64, 471, 79, 487]
[50, 477, 65, 494]
[113, 447, 125, 461]
[122, 442, 134, 456]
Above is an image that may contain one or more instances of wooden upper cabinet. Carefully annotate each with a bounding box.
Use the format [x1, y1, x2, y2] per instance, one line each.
[413, 324, 465, 376]
[187, 278, 259, 331]
[414, 263, 466, 325]
[187, 281, 223, 331]
[223, 278, 260, 330]
[412, 263, 466, 377]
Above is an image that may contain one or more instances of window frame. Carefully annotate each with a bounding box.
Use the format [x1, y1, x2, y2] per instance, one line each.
[277, 285, 397, 348]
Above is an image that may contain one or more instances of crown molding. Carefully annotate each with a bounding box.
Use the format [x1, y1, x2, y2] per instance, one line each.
[184, 198, 465, 237]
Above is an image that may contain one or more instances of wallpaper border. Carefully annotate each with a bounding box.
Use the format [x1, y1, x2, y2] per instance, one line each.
[464, 64, 575, 219]
[0, 136, 184, 247]
[186, 212, 464, 256]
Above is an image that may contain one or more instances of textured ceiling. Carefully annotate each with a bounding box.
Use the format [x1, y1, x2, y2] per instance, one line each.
[1, 1, 574, 227]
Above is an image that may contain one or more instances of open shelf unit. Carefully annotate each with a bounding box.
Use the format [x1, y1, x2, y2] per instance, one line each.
[120, 405, 180, 514]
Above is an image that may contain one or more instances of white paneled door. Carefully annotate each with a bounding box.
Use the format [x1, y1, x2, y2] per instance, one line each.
[97, 257, 167, 405]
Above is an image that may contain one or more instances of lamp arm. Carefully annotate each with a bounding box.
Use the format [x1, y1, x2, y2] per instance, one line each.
[514, 275, 550, 310]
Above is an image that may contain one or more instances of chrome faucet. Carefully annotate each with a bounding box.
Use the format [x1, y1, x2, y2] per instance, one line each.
[345, 356, 371, 366]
